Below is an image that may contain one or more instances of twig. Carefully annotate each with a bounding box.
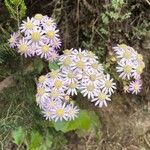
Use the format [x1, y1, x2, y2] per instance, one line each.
[144, 135, 150, 148]
[145, 0, 150, 5]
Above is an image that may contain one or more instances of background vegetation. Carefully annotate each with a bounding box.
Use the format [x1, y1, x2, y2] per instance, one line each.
[0, 0, 150, 149]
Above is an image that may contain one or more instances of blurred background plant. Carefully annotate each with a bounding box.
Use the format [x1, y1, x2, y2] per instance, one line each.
[0, 0, 150, 149]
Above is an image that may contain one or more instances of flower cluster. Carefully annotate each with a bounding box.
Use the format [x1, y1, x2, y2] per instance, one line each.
[36, 48, 116, 121]
[113, 44, 145, 95]
[8, 14, 61, 61]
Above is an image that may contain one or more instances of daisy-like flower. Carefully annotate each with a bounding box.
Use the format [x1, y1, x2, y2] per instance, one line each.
[34, 14, 46, 24]
[90, 61, 104, 73]
[123, 85, 130, 93]
[19, 17, 37, 35]
[116, 61, 134, 80]
[53, 78, 67, 91]
[49, 88, 65, 101]
[36, 42, 54, 59]
[61, 68, 78, 84]
[42, 17, 56, 28]
[48, 69, 61, 81]
[44, 26, 59, 42]
[47, 50, 59, 61]
[66, 82, 78, 96]
[38, 74, 52, 87]
[128, 80, 142, 95]
[42, 108, 53, 121]
[27, 28, 45, 45]
[80, 82, 99, 99]
[132, 63, 144, 79]
[36, 85, 50, 102]
[59, 55, 73, 69]
[82, 68, 102, 86]
[43, 98, 62, 110]
[8, 32, 20, 48]
[71, 48, 86, 59]
[51, 37, 61, 49]
[85, 51, 98, 63]
[91, 90, 111, 107]
[51, 103, 69, 121]
[66, 104, 79, 120]
[17, 38, 31, 57]
[98, 74, 116, 95]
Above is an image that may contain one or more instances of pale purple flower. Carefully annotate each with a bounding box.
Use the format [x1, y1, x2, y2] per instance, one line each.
[91, 90, 111, 107]
[116, 61, 134, 80]
[80, 82, 99, 99]
[98, 74, 116, 95]
[128, 80, 142, 95]
[17, 38, 32, 57]
[8, 32, 20, 48]
[66, 104, 79, 120]
[51, 103, 69, 122]
[36, 42, 54, 59]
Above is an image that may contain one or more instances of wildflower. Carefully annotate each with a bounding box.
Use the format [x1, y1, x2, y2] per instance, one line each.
[91, 90, 111, 107]
[66, 104, 79, 120]
[116, 61, 134, 80]
[128, 80, 142, 95]
[80, 82, 99, 99]
[17, 38, 31, 57]
[8, 32, 20, 48]
[98, 74, 116, 95]
[51, 103, 69, 121]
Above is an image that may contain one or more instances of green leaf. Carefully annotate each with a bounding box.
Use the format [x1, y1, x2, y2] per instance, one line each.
[4, 0, 26, 21]
[28, 131, 43, 150]
[12, 127, 25, 145]
[52, 110, 100, 133]
[48, 61, 60, 70]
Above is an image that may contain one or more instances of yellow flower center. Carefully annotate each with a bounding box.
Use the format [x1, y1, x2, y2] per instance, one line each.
[137, 54, 143, 61]
[123, 65, 132, 74]
[91, 63, 98, 69]
[54, 80, 63, 89]
[77, 53, 83, 59]
[68, 109, 74, 116]
[86, 84, 94, 91]
[119, 44, 127, 49]
[90, 74, 96, 81]
[98, 92, 106, 101]
[63, 49, 71, 55]
[46, 30, 55, 39]
[123, 50, 131, 59]
[133, 83, 139, 91]
[31, 32, 41, 42]
[63, 57, 72, 66]
[25, 22, 34, 29]
[136, 66, 143, 74]
[56, 108, 64, 117]
[48, 101, 56, 107]
[68, 72, 75, 78]
[49, 70, 59, 79]
[76, 60, 85, 69]
[37, 87, 45, 96]
[38, 75, 46, 83]
[50, 90, 59, 98]
[45, 20, 54, 26]
[68, 83, 76, 89]
[34, 14, 43, 20]
[41, 44, 49, 53]
[9, 37, 15, 43]
[19, 44, 28, 53]
[87, 51, 95, 58]
[105, 80, 112, 88]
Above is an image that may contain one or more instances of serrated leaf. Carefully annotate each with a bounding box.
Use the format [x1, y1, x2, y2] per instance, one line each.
[12, 127, 25, 145]
[52, 110, 100, 133]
